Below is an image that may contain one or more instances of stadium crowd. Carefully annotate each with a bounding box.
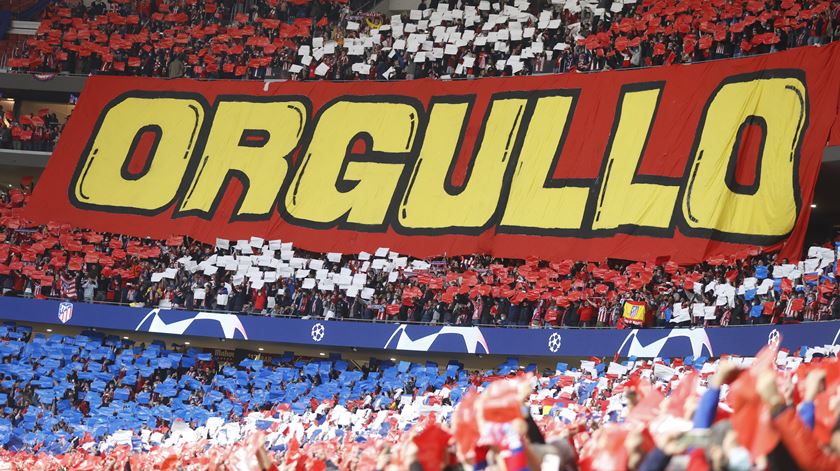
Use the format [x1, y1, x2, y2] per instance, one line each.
[0, 320, 838, 470]
[5, 0, 839, 81]
[1, 183, 839, 331]
[0, 109, 65, 152]
[2, 1, 840, 469]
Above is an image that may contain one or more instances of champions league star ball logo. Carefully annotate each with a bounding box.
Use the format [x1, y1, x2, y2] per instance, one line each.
[616, 328, 714, 358]
[134, 309, 248, 339]
[311, 323, 325, 342]
[548, 332, 562, 353]
[768, 329, 781, 346]
[383, 325, 490, 354]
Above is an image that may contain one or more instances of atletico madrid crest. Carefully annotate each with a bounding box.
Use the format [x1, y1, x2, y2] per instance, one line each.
[58, 302, 73, 324]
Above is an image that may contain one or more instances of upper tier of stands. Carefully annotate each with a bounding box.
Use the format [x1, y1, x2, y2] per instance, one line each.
[4, 0, 838, 80]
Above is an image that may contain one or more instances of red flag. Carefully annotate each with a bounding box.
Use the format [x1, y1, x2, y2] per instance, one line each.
[285, 435, 300, 465]
[729, 344, 781, 460]
[412, 420, 451, 471]
[481, 376, 530, 422]
[165, 235, 184, 246]
[763, 301, 775, 315]
[452, 391, 480, 457]
[780, 277, 793, 293]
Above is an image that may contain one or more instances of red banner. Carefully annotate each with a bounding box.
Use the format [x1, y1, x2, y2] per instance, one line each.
[25, 44, 840, 263]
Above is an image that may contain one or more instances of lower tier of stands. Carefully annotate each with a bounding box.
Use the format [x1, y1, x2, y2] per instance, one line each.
[0, 312, 837, 469]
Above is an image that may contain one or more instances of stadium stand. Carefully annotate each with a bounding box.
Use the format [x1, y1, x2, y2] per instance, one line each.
[1, 185, 839, 330]
[1, 0, 837, 162]
[0, 108, 63, 151]
[1, 0, 837, 161]
[1, 0, 839, 469]
[5, 0, 839, 80]
[0, 320, 837, 469]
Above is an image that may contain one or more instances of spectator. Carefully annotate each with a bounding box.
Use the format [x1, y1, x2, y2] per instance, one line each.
[1, 110, 63, 152]
[0, 321, 837, 469]
[7, 0, 838, 82]
[81, 276, 97, 303]
[167, 54, 185, 78]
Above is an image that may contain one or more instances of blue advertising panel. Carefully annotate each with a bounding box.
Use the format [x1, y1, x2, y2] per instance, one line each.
[0, 297, 836, 358]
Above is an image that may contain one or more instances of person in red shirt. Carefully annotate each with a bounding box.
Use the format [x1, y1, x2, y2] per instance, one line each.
[253, 286, 267, 313]
[578, 298, 595, 327]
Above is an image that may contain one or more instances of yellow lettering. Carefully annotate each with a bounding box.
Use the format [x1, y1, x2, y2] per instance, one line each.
[71, 96, 204, 212]
[179, 100, 307, 217]
[284, 100, 418, 226]
[399, 97, 527, 230]
[682, 75, 806, 237]
[500, 94, 588, 230]
[592, 86, 679, 231]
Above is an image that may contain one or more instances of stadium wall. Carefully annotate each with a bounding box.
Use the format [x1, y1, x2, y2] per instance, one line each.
[0, 297, 836, 358]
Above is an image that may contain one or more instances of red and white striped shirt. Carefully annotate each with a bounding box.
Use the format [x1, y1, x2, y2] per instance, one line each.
[596, 302, 609, 325]
[60, 276, 77, 300]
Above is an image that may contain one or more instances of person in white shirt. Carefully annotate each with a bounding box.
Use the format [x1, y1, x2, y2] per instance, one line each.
[82, 277, 98, 303]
